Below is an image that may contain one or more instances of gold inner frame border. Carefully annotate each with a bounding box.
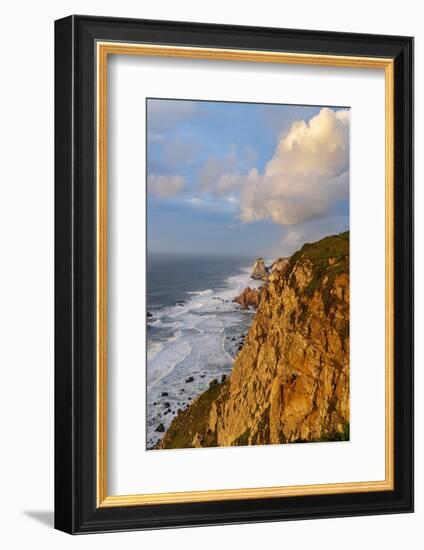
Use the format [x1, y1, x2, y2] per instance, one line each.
[96, 42, 394, 508]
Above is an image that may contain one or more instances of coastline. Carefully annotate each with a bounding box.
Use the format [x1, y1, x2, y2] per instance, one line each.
[152, 257, 271, 450]
[146, 257, 262, 449]
[156, 232, 350, 450]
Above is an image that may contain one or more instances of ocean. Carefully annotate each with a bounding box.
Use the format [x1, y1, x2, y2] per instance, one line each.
[146, 254, 262, 449]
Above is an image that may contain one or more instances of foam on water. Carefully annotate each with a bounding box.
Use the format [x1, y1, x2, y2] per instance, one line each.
[147, 340, 163, 361]
[148, 339, 192, 387]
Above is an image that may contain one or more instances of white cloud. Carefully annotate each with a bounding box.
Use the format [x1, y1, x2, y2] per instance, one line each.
[180, 196, 239, 215]
[239, 107, 349, 226]
[147, 174, 185, 198]
[198, 150, 239, 195]
[197, 145, 256, 197]
[283, 227, 304, 249]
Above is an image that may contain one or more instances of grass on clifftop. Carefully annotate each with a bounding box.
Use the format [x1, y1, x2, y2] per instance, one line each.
[288, 231, 349, 272]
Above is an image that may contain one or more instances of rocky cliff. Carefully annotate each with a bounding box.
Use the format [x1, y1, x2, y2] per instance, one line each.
[158, 232, 350, 449]
[251, 258, 268, 280]
[270, 257, 289, 275]
[233, 286, 261, 309]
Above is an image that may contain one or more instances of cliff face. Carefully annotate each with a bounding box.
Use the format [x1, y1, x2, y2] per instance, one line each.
[251, 258, 268, 280]
[233, 286, 261, 309]
[271, 257, 289, 275]
[158, 232, 350, 449]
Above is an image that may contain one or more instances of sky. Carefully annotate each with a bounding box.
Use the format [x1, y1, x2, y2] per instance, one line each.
[146, 98, 349, 258]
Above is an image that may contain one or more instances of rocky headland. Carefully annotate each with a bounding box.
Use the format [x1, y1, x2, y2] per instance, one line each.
[157, 232, 350, 449]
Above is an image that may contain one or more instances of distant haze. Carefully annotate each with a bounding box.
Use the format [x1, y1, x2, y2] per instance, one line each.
[147, 99, 349, 258]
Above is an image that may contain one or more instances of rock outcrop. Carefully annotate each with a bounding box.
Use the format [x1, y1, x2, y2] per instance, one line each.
[270, 257, 289, 275]
[233, 287, 261, 309]
[158, 232, 350, 449]
[251, 258, 268, 280]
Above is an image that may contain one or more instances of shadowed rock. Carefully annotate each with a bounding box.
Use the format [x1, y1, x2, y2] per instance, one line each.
[233, 287, 261, 310]
[251, 258, 269, 280]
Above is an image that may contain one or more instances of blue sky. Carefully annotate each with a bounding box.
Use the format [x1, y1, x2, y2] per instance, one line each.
[147, 98, 349, 258]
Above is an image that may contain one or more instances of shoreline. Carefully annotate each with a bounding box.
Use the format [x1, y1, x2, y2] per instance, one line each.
[146, 260, 261, 449]
[155, 232, 350, 450]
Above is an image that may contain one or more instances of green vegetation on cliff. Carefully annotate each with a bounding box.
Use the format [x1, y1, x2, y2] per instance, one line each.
[289, 231, 349, 313]
[157, 381, 226, 449]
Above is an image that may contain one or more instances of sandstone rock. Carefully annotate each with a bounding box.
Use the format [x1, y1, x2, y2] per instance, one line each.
[271, 257, 289, 274]
[233, 287, 261, 309]
[251, 258, 268, 280]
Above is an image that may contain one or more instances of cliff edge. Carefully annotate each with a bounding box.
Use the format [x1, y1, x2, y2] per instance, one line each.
[158, 232, 350, 449]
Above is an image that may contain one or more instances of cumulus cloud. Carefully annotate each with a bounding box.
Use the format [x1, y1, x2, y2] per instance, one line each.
[198, 151, 240, 196]
[184, 195, 239, 215]
[198, 145, 256, 197]
[147, 174, 185, 198]
[239, 107, 349, 226]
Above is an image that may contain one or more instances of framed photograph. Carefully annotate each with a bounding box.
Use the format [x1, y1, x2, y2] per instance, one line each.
[54, 15, 413, 534]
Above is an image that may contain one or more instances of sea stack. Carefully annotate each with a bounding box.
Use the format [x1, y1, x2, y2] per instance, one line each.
[251, 258, 268, 280]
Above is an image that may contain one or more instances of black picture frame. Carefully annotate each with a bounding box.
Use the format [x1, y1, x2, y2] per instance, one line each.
[55, 14, 414, 534]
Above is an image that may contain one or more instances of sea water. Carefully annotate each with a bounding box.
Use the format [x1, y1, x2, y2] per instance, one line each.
[146, 254, 261, 449]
